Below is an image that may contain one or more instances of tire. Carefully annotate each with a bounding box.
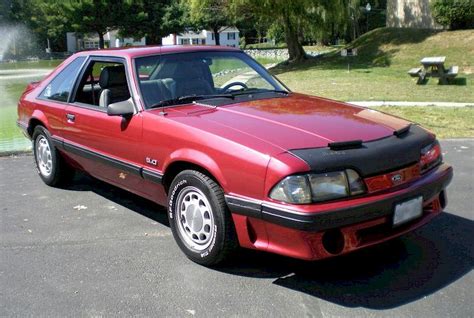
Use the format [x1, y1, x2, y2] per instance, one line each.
[32, 126, 74, 186]
[168, 170, 237, 266]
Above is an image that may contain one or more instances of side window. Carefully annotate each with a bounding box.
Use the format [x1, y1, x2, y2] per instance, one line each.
[40, 57, 86, 102]
[74, 60, 130, 108]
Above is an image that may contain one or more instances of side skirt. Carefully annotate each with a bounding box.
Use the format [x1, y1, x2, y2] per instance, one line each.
[51, 136, 164, 184]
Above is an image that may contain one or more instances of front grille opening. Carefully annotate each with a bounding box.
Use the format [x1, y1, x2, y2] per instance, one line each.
[357, 222, 393, 245]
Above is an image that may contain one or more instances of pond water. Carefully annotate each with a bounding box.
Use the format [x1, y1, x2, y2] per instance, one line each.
[0, 60, 62, 153]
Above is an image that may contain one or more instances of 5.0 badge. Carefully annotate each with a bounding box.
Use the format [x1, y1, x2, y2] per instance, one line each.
[145, 157, 158, 166]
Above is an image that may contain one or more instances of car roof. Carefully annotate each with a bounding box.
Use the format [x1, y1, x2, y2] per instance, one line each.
[73, 45, 241, 59]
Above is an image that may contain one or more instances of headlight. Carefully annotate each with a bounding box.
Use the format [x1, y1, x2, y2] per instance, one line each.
[309, 171, 348, 202]
[420, 141, 442, 173]
[269, 169, 366, 204]
[269, 175, 312, 204]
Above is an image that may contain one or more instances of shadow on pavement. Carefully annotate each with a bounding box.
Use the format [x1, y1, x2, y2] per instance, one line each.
[62, 172, 472, 309]
[64, 172, 169, 226]
[217, 212, 473, 309]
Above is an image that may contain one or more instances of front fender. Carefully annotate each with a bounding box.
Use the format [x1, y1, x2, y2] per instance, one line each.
[163, 148, 228, 190]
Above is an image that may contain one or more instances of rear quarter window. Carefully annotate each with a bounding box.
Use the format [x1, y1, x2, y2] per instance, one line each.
[40, 57, 86, 102]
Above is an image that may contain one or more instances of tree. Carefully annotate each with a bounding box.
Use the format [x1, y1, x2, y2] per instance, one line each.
[189, 0, 234, 45]
[231, 0, 347, 62]
[1, 0, 12, 24]
[119, 0, 188, 45]
[232, 0, 315, 61]
[61, 0, 128, 49]
[303, 0, 348, 45]
[31, 0, 71, 51]
[234, 11, 273, 47]
[6, 0, 70, 53]
[431, 0, 474, 30]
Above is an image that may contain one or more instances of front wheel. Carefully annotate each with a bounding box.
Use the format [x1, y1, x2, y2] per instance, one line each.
[168, 170, 237, 266]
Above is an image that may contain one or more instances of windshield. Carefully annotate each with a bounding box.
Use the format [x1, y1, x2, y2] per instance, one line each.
[134, 51, 288, 109]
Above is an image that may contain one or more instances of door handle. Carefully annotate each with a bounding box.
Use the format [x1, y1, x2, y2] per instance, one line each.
[66, 113, 75, 123]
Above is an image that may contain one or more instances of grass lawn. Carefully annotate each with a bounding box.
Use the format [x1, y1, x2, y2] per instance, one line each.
[272, 28, 474, 103]
[0, 59, 63, 70]
[254, 56, 285, 65]
[372, 106, 474, 138]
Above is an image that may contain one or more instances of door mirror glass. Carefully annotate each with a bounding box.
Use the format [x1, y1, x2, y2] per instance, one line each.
[107, 98, 135, 117]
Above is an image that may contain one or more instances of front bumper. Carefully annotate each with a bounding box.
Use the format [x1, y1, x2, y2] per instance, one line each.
[260, 163, 452, 231]
[227, 163, 453, 260]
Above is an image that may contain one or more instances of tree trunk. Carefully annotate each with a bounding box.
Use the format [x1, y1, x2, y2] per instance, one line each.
[98, 32, 105, 49]
[283, 16, 306, 62]
[147, 34, 163, 46]
[213, 26, 220, 46]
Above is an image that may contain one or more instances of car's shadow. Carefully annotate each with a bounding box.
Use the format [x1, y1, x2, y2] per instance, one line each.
[64, 172, 473, 310]
[217, 211, 473, 309]
[64, 172, 169, 226]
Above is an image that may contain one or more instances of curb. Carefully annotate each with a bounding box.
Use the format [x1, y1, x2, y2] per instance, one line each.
[348, 101, 474, 107]
[0, 150, 32, 157]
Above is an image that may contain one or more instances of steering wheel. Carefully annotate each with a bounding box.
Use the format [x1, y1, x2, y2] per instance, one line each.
[220, 81, 248, 92]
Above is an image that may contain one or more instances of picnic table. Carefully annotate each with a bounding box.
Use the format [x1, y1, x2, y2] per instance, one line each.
[408, 56, 458, 85]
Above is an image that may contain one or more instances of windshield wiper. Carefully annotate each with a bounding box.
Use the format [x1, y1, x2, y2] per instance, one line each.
[230, 88, 289, 96]
[149, 94, 234, 109]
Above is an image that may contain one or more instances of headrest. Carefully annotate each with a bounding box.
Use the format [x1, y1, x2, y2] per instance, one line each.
[99, 65, 127, 88]
[173, 62, 204, 79]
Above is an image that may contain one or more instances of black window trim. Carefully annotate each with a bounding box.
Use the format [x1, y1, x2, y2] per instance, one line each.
[70, 101, 108, 113]
[68, 55, 139, 114]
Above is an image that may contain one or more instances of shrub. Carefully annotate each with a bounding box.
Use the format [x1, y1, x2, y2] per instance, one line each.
[431, 0, 474, 30]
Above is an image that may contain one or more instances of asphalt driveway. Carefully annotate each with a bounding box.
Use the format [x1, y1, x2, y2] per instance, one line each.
[1, 140, 473, 317]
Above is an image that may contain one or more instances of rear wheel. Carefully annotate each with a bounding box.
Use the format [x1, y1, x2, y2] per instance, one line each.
[32, 126, 74, 186]
[168, 170, 237, 266]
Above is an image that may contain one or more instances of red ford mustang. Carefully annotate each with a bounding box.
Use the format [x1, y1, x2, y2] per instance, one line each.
[17, 46, 453, 266]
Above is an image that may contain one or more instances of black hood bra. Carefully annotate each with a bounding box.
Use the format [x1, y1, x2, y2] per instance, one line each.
[290, 124, 435, 177]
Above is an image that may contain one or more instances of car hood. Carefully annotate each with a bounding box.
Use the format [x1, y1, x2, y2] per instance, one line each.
[161, 93, 411, 152]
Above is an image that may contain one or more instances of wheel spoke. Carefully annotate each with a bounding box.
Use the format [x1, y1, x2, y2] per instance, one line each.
[175, 186, 215, 251]
[36, 136, 53, 177]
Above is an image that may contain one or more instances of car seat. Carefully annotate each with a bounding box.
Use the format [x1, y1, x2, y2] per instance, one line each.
[99, 65, 130, 107]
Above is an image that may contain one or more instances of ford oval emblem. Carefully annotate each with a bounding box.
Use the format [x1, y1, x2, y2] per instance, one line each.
[392, 174, 402, 183]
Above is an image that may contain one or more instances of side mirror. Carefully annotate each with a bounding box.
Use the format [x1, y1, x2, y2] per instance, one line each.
[107, 98, 135, 117]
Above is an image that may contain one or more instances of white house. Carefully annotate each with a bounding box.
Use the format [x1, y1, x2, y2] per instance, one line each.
[66, 30, 146, 52]
[162, 27, 240, 48]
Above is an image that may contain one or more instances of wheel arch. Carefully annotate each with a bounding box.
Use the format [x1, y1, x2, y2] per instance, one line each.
[162, 151, 227, 194]
[27, 111, 49, 137]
